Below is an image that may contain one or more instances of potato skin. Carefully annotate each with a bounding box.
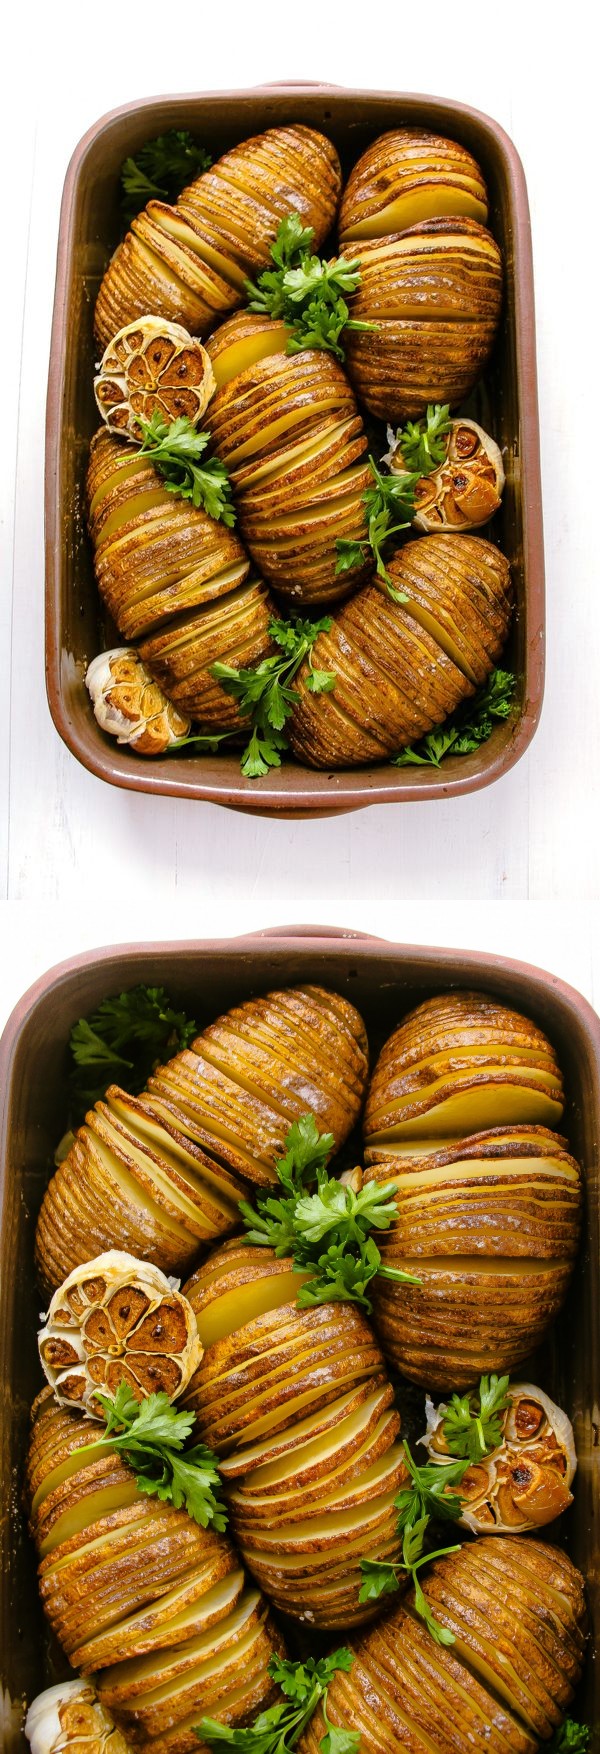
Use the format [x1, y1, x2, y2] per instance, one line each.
[339, 128, 489, 242]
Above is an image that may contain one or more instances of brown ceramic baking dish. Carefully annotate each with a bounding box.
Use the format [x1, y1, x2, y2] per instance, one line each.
[45, 84, 544, 817]
[0, 926, 598, 1738]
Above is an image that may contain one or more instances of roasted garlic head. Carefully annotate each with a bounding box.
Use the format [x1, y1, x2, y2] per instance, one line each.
[94, 316, 215, 438]
[85, 648, 190, 754]
[25, 1682, 129, 1754]
[385, 417, 504, 532]
[422, 1381, 576, 1533]
[38, 1250, 202, 1415]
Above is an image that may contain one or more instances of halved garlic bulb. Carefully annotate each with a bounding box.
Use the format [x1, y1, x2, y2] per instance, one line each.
[85, 648, 190, 754]
[38, 1250, 202, 1416]
[421, 1381, 576, 1534]
[25, 1682, 130, 1754]
[385, 417, 504, 532]
[94, 315, 216, 438]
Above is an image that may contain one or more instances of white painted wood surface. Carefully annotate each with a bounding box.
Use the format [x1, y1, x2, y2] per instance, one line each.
[2, 1, 599, 904]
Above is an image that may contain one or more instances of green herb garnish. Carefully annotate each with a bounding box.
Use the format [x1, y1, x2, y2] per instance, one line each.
[211, 616, 335, 778]
[67, 983, 196, 1122]
[441, 1373, 510, 1463]
[136, 414, 235, 525]
[198, 1649, 359, 1754]
[240, 1114, 419, 1313]
[390, 404, 452, 476]
[245, 213, 375, 362]
[70, 1382, 227, 1530]
[359, 1441, 468, 1643]
[121, 130, 212, 224]
[392, 668, 517, 768]
[336, 456, 420, 591]
[548, 1724, 591, 1752]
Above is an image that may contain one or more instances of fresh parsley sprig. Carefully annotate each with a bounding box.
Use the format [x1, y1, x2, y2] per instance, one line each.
[68, 1382, 227, 1530]
[548, 1724, 591, 1752]
[245, 213, 376, 362]
[67, 983, 197, 1121]
[440, 1373, 510, 1463]
[336, 456, 420, 592]
[388, 405, 453, 477]
[136, 414, 236, 525]
[198, 1649, 359, 1754]
[121, 130, 212, 224]
[211, 615, 336, 778]
[240, 1113, 419, 1313]
[359, 1442, 468, 1643]
[391, 668, 516, 769]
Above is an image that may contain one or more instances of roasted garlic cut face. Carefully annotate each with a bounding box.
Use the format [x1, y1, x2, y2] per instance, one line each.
[422, 1382, 577, 1534]
[38, 1250, 202, 1415]
[94, 316, 216, 438]
[85, 648, 190, 753]
[25, 1682, 129, 1754]
[386, 417, 505, 532]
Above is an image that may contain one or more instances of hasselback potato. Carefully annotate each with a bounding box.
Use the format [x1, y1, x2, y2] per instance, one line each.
[25, 1392, 283, 1754]
[86, 428, 274, 725]
[94, 125, 342, 348]
[183, 1242, 408, 1629]
[363, 992, 565, 1146]
[344, 217, 503, 422]
[365, 1127, 582, 1389]
[206, 315, 372, 604]
[339, 128, 489, 242]
[35, 985, 369, 1293]
[289, 536, 512, 768]
[298, 1538, 587, 1754]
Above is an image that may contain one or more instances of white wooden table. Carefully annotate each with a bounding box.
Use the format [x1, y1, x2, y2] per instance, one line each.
[2, 0, 598, 906]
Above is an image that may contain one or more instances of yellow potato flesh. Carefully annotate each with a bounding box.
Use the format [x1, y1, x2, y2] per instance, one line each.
[40, 1480, 139, 1556]
[224, 400, 343, 466]
[107, 1098, 241, 1221]
[105, 1591, 259, 1691]
[89, 456, 148, 518]
[117, 1611, 263, 1704]
[219, 1385, 370, 1476]
[402, 599, 479, 683]
[373, 1086, 564, 1141]
[236, 418, 355, 489]
[406, 1043, 558, 1073]
[96, 1114, 222, 1232]
[369, 1132, 552, 1161]
[90, 1135, 194, 1242]
[153, 212, 248, 291]
[31, 1442, 118, 1515]
[133, 237, 216, 317]
[344, 185, 488, 241]
[249, 1390, 389, 1487]
[244, 1491, 397, 1546]
[196, 1273, 306, 1349]
[130, 1571, 245, 1647]
[389, 1155, 578, 1192]
[236, 1374, 369, 1446]
[48, 1509, 154, 1574]
[395, 1256, 564, 1277]
[248, 475, 367, 533]
[148, 1080, 271, 1179]
[212, 328, 289, 388]
[97, 488, 176, 547]
[448, 1633, 540, 1732]
[383, 1061, 562, 1110]
[241, 1435, 401, 1510]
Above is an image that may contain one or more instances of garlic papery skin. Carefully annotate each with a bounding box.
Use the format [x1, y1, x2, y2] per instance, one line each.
[421, 1381, 577, 1534]
[25, 1681, 130, 1754]
[85, 648, 190, 755]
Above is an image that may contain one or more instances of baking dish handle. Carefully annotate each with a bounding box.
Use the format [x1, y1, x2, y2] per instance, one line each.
[236, 924, 383, 942]
[253, 81, 346, 91]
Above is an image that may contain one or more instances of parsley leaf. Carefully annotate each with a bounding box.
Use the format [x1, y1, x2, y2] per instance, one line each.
[121, 130, 212, 225]
[335, 455, 420, 591]
[197, 1649, 358, 1754]
[441, 1373, 510, 1463]
[67, 983, 197, 1123]
[135, 414, 235, 524]
[359, 1518, 460, 1646]
[240, 1115, 419, 1313]
[395, 1443, 469, 1531]
[548, 1724, 591, 1752]
[392, 668, 517, 768]
[211, 616, 335, 778]
[392, 405, 452, 476]
[245, 213, 376, 361]
[69, 1381, 227, 1530]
